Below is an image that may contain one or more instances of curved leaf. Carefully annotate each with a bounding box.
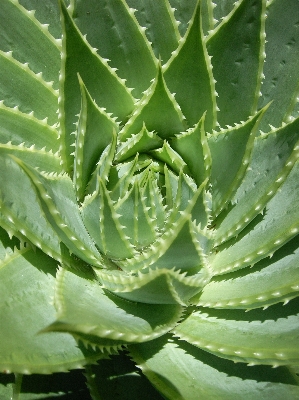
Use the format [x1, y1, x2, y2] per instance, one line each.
[130, 335, 299, 400]
[164, 1, 217, 130]
[174, 298, 299, 366]
[45, 268, 183, 349]
[207, 0, 266, 126]
[0, 246, 104, 374]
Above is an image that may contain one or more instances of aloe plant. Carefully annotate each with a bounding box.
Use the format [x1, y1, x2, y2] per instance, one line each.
[0, 0, 299, 398]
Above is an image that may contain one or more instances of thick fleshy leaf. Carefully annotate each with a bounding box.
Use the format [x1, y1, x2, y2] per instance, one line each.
[18, 0, 63, 39]
[150, 141, 189, 175]
[115, 180, 156, 249]
[0, 49, 58, 125]
[174, 298, 299, 366]
[171, 114, 211, 186]
[0, 143, 61, 174]
[210, 159, 299, 275]
[0, 103, 59, 152]
[108, 156, 139, 200]
[15, 159, 103, 267]
[207, 0, 266, 127]
[0, 0, 61, 86]
[45, 268, 183, 348]
[168, 0, 198, 36]
[126, 0, 180, 63]
[258, 0, 299, 130]
[72, 0, 157, 99]
[130, 335, 299, 400]
[0, 156, 67, 265]
[119, 65, 186, 142]
[86, 132, 117, 196]
[164, 1, 217, 130]
[95, 267, 209, 305]
[59, 0, 135, 171]
[212, 0, 236, 26]
[215, 116, 299, 246]
[197, 235, 299, 310]
[0, 246, 104, 374]
[208, 107, 266, 216]
[74, 77, 117, 201]
[118, 181, 207, 273]
[115, 124, 163, 163]
[81, 178, 136, 260]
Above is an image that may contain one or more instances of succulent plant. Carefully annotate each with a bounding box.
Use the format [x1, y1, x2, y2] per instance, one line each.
[1, 0, 299, 398]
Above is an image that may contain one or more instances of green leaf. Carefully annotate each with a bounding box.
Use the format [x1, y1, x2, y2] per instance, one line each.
[171, 113, 211, 186]
[15, 159, 103, 267]
[59, 0, 135, 171]
[81, 178, 136, 260]
[86, 132, 117, 196]
[45, 268, 183, 348]
[119, 65, 186, 142]
[0, 50, 58, 125]
[0, 246, 104, 374]
[174, 298, 299, 366]
[74, 76, 117, 201]
[130, 335, 299, 400]
[72, 0, 157, 99]
[210, 159, 299, 275]
[215, 117, 299, 247]
[0, 0, 61, 86]
[118, 181, 207, 273]
[197, 235, 299, 310]
[208, 107, 266, 216]
[164, 1, 217, 130]
[126, 0, 180, 63]
[207, 0, 266, 126]
[15, 0, 63, 39]
[168, 0, 198, 36]
[212, 0, 236, 26]
[258, 0, 299, 130]
[0, 143, 61, 174]
[115, 180, 156, 249]
[150, 140, 189, 175]
[115, 124, 163, 163]
[0, 155, 66, 265]
[0, 103, 59, 153]
[95, 267, 209, 305]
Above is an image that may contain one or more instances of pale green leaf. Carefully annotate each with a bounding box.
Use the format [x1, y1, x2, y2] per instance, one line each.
[164, 1, 217, 130]
[72, 0, 157, 98]
[130, 335, 299, 400]
[258, 0, 299, 130]
[207, 0, 266, 126]
[0, 104, 59, 153]
[59, 0, 135, 171]
[0, 246, 104, 374]
[0, 50, 58, 125]
[197, 235, 299, 310]
[210, 159, 299, 275]
[0, 0, 61, 86]
[45, 268, 183, 348]
[74, 76, 117, 201]
[174, 298, 299, 366]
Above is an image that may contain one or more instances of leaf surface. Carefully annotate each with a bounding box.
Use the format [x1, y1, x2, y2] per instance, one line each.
[174, 298, 299, 366]
[0, 246, 104, 374]
[130, 335, 299, 400]
[164, 1, 217, 130]
[46, 268, 183, 349]
[207, 0, 265, 126]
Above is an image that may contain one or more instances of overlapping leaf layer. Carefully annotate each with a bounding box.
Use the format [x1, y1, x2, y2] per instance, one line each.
[0, 0, 299, 398]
